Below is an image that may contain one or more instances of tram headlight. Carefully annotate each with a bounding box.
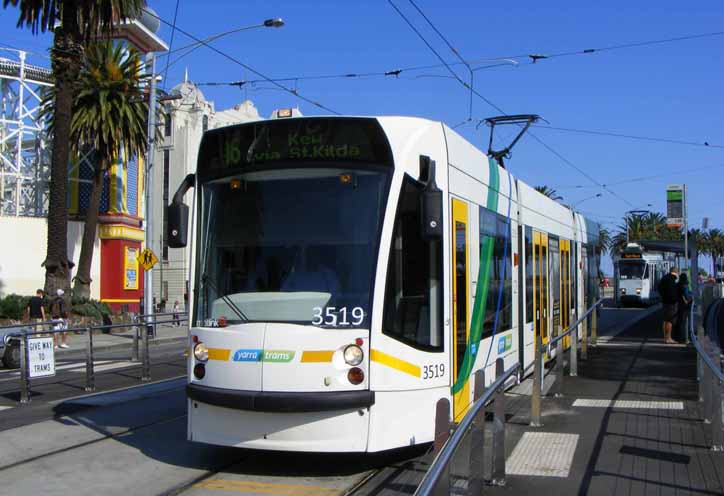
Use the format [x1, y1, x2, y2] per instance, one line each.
[621, 288, 626, 294]
[194, 342, 209, 362]
[636, 288, 641, 295]
[343, 345, 364, 366]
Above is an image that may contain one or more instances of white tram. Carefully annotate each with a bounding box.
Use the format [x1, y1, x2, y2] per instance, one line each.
[166, 115, 601, 452]
[614, 243, 671, 307]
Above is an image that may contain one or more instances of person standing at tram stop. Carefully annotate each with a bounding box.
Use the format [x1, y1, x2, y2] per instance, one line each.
[51, 289, 70, 349]
[658, 266, 679, 344]
[675, 272, 693, 344]
[26, 289, 46, 324]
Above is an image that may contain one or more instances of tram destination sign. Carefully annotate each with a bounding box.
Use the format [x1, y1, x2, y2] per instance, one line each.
[198, 117, 393, 176]
[666, 184, 685, 228]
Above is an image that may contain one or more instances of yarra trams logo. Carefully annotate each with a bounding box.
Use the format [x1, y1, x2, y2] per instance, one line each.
[232, 349, 295, 363]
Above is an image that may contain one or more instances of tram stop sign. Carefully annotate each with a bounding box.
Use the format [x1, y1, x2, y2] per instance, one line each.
[137, 248, 159, 271]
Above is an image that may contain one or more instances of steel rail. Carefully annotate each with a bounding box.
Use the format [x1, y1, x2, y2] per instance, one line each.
[690, 302, 724, 381]
[547, 298, 603, 350]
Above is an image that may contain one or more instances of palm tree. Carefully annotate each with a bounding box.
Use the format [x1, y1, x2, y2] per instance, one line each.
[3, 0, 146, 299]
[534, 185, 563, 201]
[611, 211, 681, 254]
[597, 227, 611, 255]
[69, 42, 149, 298]
[708, 228, 724, 276]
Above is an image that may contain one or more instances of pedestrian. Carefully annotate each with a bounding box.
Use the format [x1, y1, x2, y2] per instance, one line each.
[658, 266, 679, 344]
[26, 289, 46, 324]
[675, 272, 693, 343]
[51, 289, 69, 349]
[172, 300, 181, 326]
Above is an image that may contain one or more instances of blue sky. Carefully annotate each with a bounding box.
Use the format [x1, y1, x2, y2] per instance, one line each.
[2, 1, 723, 272]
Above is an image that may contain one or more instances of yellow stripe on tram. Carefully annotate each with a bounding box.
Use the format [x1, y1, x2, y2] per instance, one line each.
[207, 348, 231, 361]
[301, 350, 335, 363]
[370, 349, 421, 378]
[194, 479, 342, 495]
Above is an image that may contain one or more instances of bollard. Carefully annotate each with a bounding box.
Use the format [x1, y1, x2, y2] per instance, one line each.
[581, 315, 588, 361]
[141, 319, 151, 382]
[708, 340, 723, 449]
[702, 336, 713, 423]
[433, 398, 451, 455]
[571, 321, 578, 377]
[591, 305, 598, 346]
[531, 332, 542, 427]
[19, 331, 30, 404]
[490, 358, 506, 486]
[553, 325, 564, 398]
[468, 369, 486, 496]
[132, 314, 139, 362]
[84, 328, 95, 392]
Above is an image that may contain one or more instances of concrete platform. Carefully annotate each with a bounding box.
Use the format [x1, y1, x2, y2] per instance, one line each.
[358, 307, 724, 496]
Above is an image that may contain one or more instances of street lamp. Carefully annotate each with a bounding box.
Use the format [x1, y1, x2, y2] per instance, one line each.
[161, 19, 285, 71]
[572, 193, 602, 209]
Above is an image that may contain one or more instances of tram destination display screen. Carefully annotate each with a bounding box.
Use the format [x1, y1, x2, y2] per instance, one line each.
[197, 117, 393, 176]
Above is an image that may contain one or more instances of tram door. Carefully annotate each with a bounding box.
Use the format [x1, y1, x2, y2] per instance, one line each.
[560, 240, 571, 348]
[533, 232, 549, 349]
[549, 237, 561, 339]
[451, 198, 470, 421]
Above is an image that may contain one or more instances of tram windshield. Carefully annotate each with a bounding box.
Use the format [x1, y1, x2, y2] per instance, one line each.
[619, 261, 646, 280]
[194, 167, 391, 328]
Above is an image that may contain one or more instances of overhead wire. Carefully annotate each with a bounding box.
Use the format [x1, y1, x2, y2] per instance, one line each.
[140, 7, 340, 115]
[161, 0, 181, 91]
[406, 0, 474, 121]
[386, 0, 636, 208]
[534, 125, 723, 149]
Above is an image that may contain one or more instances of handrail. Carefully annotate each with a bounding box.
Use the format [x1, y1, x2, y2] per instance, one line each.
[546, 298, 603, 350]
[3, 317, 183, 340]
[690, 302, 724, 381]
[415, 362, 520, 496]
[0, 318, 67, 331]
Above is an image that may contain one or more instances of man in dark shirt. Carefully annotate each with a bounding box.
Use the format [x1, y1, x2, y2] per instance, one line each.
[26, 289, 46, 322]
[658, 267, 679, 344]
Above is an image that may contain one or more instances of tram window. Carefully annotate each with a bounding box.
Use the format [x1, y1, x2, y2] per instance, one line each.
[382, 175, 444, 351]
[479, 207, 512, 339]
[525, 226, 533, 324]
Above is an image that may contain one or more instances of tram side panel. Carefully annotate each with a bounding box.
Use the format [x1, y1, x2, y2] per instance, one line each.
[367, 119, 451, 452]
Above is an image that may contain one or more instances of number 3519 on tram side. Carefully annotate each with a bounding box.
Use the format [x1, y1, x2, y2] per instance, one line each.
[167, 114, 600, 452]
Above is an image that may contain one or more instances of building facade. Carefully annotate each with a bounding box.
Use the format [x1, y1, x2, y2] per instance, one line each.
[149, 79, 262, 311]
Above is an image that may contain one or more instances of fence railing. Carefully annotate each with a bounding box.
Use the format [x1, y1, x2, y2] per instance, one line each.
[691, 290, 724, 451]
[416, 299, 602, 496]
[4, 312, 187, 404]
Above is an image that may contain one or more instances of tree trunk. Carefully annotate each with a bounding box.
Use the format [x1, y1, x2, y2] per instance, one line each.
[43, 17, 82, 301]
[73, 169, 104, 300]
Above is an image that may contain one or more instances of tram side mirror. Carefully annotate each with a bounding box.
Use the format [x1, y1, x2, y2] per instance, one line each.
[419, 156, 443, 240]
[167, 174, 195, 248]
[167, 201, 189, 248]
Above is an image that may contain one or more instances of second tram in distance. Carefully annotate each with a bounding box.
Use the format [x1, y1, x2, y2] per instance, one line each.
[615, 243, 672, 307]
[168, 114, 601, 452]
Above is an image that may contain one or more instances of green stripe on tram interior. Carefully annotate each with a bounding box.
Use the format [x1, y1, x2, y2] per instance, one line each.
[451, 158, 500, 394]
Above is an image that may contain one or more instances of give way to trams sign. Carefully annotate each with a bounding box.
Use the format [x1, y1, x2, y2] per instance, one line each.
[28, 337, 55, 378]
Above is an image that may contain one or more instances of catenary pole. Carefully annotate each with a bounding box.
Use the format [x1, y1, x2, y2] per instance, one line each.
[144, 53, 158, 317]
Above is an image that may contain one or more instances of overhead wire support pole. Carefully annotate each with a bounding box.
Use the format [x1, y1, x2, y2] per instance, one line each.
[144, 53, 158, 319]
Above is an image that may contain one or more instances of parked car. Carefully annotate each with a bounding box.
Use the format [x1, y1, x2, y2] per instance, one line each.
[0, 324, 24, 369]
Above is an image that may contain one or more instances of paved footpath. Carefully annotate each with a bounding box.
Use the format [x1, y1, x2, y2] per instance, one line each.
[490, 310, 724, 495]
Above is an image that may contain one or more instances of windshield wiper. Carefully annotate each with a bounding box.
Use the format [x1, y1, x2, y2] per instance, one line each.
[201, 273, 249, 322]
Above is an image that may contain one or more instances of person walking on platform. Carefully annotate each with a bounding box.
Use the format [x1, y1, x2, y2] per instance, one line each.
[675, 272, 693, 343]
[658, 266, 679, 344]
[26, 289, 46, 324]
[51, 289, 69, 349]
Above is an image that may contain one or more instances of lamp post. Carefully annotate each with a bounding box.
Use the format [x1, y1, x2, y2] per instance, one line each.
[572, 193, 602, 209]
[160, 19, 285, 71]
